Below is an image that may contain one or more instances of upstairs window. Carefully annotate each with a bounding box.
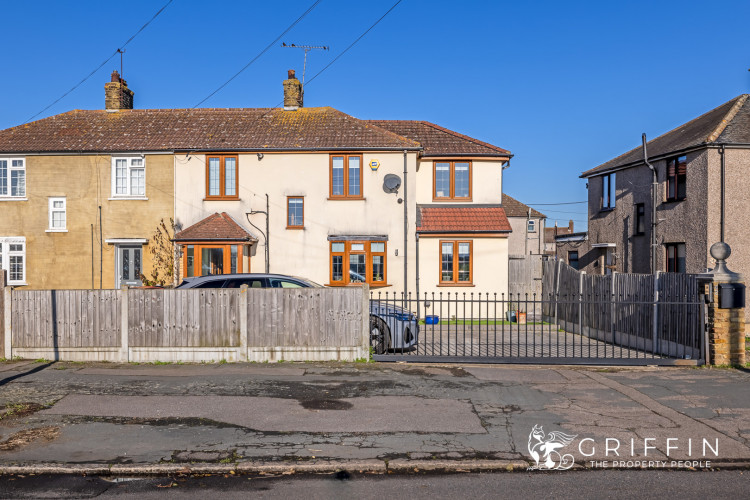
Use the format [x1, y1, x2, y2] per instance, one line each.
[48, 197, 67, 231]
[665, 243, 686, 273]
[330, 154, 362, 199]
[206, 155, 238, 199]
[601, 173, 616, 210]
[112, 157, 145, 197]
[287, 197, 304, 228]
[434, 161, 471, 200]
[568, 251, 579, 270]
[527, 220, 536, 232]
[635, 203, 645, 235]
[667, 155, 687, 201]
[0, 158, 26, 198]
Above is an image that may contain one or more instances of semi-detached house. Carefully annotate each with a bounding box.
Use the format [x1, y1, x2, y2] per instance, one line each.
[0, 70, 514, 299]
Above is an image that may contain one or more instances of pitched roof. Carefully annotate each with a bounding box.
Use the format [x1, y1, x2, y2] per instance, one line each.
[174, 212, 257, 242]
[416, 205, 511, 233]
[366, 120, 511, 157]
[582, 94, 750, 177]
[0, 107, 420, 153]
[501, 194, 546, 218]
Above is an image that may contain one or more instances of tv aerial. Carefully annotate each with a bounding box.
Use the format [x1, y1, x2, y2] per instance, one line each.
[282, 43, 329, 86]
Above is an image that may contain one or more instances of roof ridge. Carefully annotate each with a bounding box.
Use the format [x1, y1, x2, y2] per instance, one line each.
[707, 94, 749, 143]
[418, 121, 510, 155]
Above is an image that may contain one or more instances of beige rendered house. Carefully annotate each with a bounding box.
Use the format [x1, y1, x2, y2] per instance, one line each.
[0, 70, 514, 298]
[499, 194, 546, 257]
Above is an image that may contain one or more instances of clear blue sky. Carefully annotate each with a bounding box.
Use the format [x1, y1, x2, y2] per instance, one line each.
[2, 0, 749, 229]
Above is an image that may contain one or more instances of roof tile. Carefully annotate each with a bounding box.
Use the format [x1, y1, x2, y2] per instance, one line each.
[174, 212, 256, 241]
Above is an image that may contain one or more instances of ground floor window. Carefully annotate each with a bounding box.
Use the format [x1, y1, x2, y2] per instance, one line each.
[0, 237, 26, 285]
[180, 243, 250, 278]
[665, 243, 686, 273]
[330, 240, 387, 286]
[440, 240, 472, 284]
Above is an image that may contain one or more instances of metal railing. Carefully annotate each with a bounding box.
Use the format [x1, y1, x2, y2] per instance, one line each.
[370, 291, 705, 365]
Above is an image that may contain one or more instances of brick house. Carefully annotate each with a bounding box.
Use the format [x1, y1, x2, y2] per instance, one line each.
[560, 94, 750, 281]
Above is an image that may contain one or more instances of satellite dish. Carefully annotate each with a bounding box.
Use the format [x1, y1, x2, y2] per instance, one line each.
[383, 174, 401, 194]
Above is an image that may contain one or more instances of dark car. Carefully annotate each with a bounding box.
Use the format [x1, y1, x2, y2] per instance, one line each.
[177, 273, 418, 354]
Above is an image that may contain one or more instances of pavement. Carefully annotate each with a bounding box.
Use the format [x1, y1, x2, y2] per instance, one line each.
[0, 359, 749, 475]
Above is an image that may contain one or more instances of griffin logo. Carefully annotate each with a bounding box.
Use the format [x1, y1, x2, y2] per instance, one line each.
[527, 424, 578, 470]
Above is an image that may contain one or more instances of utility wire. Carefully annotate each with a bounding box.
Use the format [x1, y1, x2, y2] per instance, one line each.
[257, 0, 404, 117]
[24, 0, 175, 124]
[192, 0, 322, 108]
[304, 0, 403, 88]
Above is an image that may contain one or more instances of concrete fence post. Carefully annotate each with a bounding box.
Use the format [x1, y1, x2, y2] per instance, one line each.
[362, 284, 370, 359]
[120, 286, 129, 363]
[239, 284, 248, 362]
[1, 271, 9, 360]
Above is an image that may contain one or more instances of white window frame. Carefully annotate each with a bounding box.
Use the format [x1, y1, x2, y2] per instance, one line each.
[0, 157, 27, 199]
[47, 197, 67, 232]
[110, 156, 147, 199]
[0, 237, 26, 285]
[527, 219, 536, 232]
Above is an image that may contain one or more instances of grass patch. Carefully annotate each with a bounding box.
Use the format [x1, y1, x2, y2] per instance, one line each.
[419, 319, 552, 326]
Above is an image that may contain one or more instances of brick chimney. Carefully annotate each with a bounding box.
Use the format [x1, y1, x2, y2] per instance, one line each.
[283, 70, 303, 110]
[105, 70, 134, 111]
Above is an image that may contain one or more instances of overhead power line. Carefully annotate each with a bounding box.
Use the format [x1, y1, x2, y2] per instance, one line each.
[24, 0, 175, 124]
[193, 0, 322, 108]
[304, 0, 403, 88]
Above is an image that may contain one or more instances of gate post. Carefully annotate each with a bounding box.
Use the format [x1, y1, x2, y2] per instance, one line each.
[652, 272, 660, 355]
[699, 243, 745, 366]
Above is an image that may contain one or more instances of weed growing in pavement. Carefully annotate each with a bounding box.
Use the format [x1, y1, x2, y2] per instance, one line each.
[152, 360, 172, 365]
[218, 359, 228, 365]
[34, 358, 51, 363]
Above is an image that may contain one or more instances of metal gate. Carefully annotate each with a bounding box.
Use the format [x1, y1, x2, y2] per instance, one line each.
[370, 290, 706, 365]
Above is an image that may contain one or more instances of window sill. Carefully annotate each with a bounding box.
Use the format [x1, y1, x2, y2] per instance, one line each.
[286, 226, 305, 230]
[325, 283, 391, 288]
[664, 198, 686, 204]
[45, 229, 68, 233]
[437, 283, 475, 287]
[327, 197, 366, 201]
[432, 198, 472, 202]
[0, 197, 28, 202]
[109, 196, 148, 201]
[599, 207, 615, 212]
[204, 197, 241, 201]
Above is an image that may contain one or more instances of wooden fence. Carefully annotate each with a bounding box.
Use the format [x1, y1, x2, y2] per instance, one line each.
[2, 285, 369, 363]
[541, 260, 704, 360]
[509, 255, 543, 319]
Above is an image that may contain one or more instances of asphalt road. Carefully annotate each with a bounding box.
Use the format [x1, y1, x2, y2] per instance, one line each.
[0, 471, 747, 499]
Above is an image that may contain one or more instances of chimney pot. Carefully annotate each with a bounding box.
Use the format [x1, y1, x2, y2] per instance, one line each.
[111, 70, 121, 82]
[288, 69, 296, 80]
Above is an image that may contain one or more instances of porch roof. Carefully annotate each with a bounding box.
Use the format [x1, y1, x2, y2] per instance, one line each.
[173, 212, 257, 242]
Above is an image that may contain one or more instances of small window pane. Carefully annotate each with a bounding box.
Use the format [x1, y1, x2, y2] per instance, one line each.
[0, 160, 6, 195]
[454, 162, 469, 198]
[10, 170, 25, 197]
[9, 244, 22, 252]
[10, 255, 23, 281]
[209, 158, 221, 196]
[435, 163, 450, 198]
[332, 255, 343, 281]
[122, 249, 130, 279]
[225, 157, 236, 196]
[134, 248, 141, 278]
[332, 157, 344, 196]
[350, 243, 365, 252]
[458, 243, 471, 282]
[202, 247, 224, 275]
[116, 159, 128, 194]
[371, 242, 385, 253]
[231, 245, 237, 274]
[372, 255, 384, 282]
[348, 156, 361, 196]
[441, 242, 454, 281]
[186, 246, 194, 277]
[131, 168, 145, 196]
[349, 254, 366, 282]
[331, 242, 345, 252]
